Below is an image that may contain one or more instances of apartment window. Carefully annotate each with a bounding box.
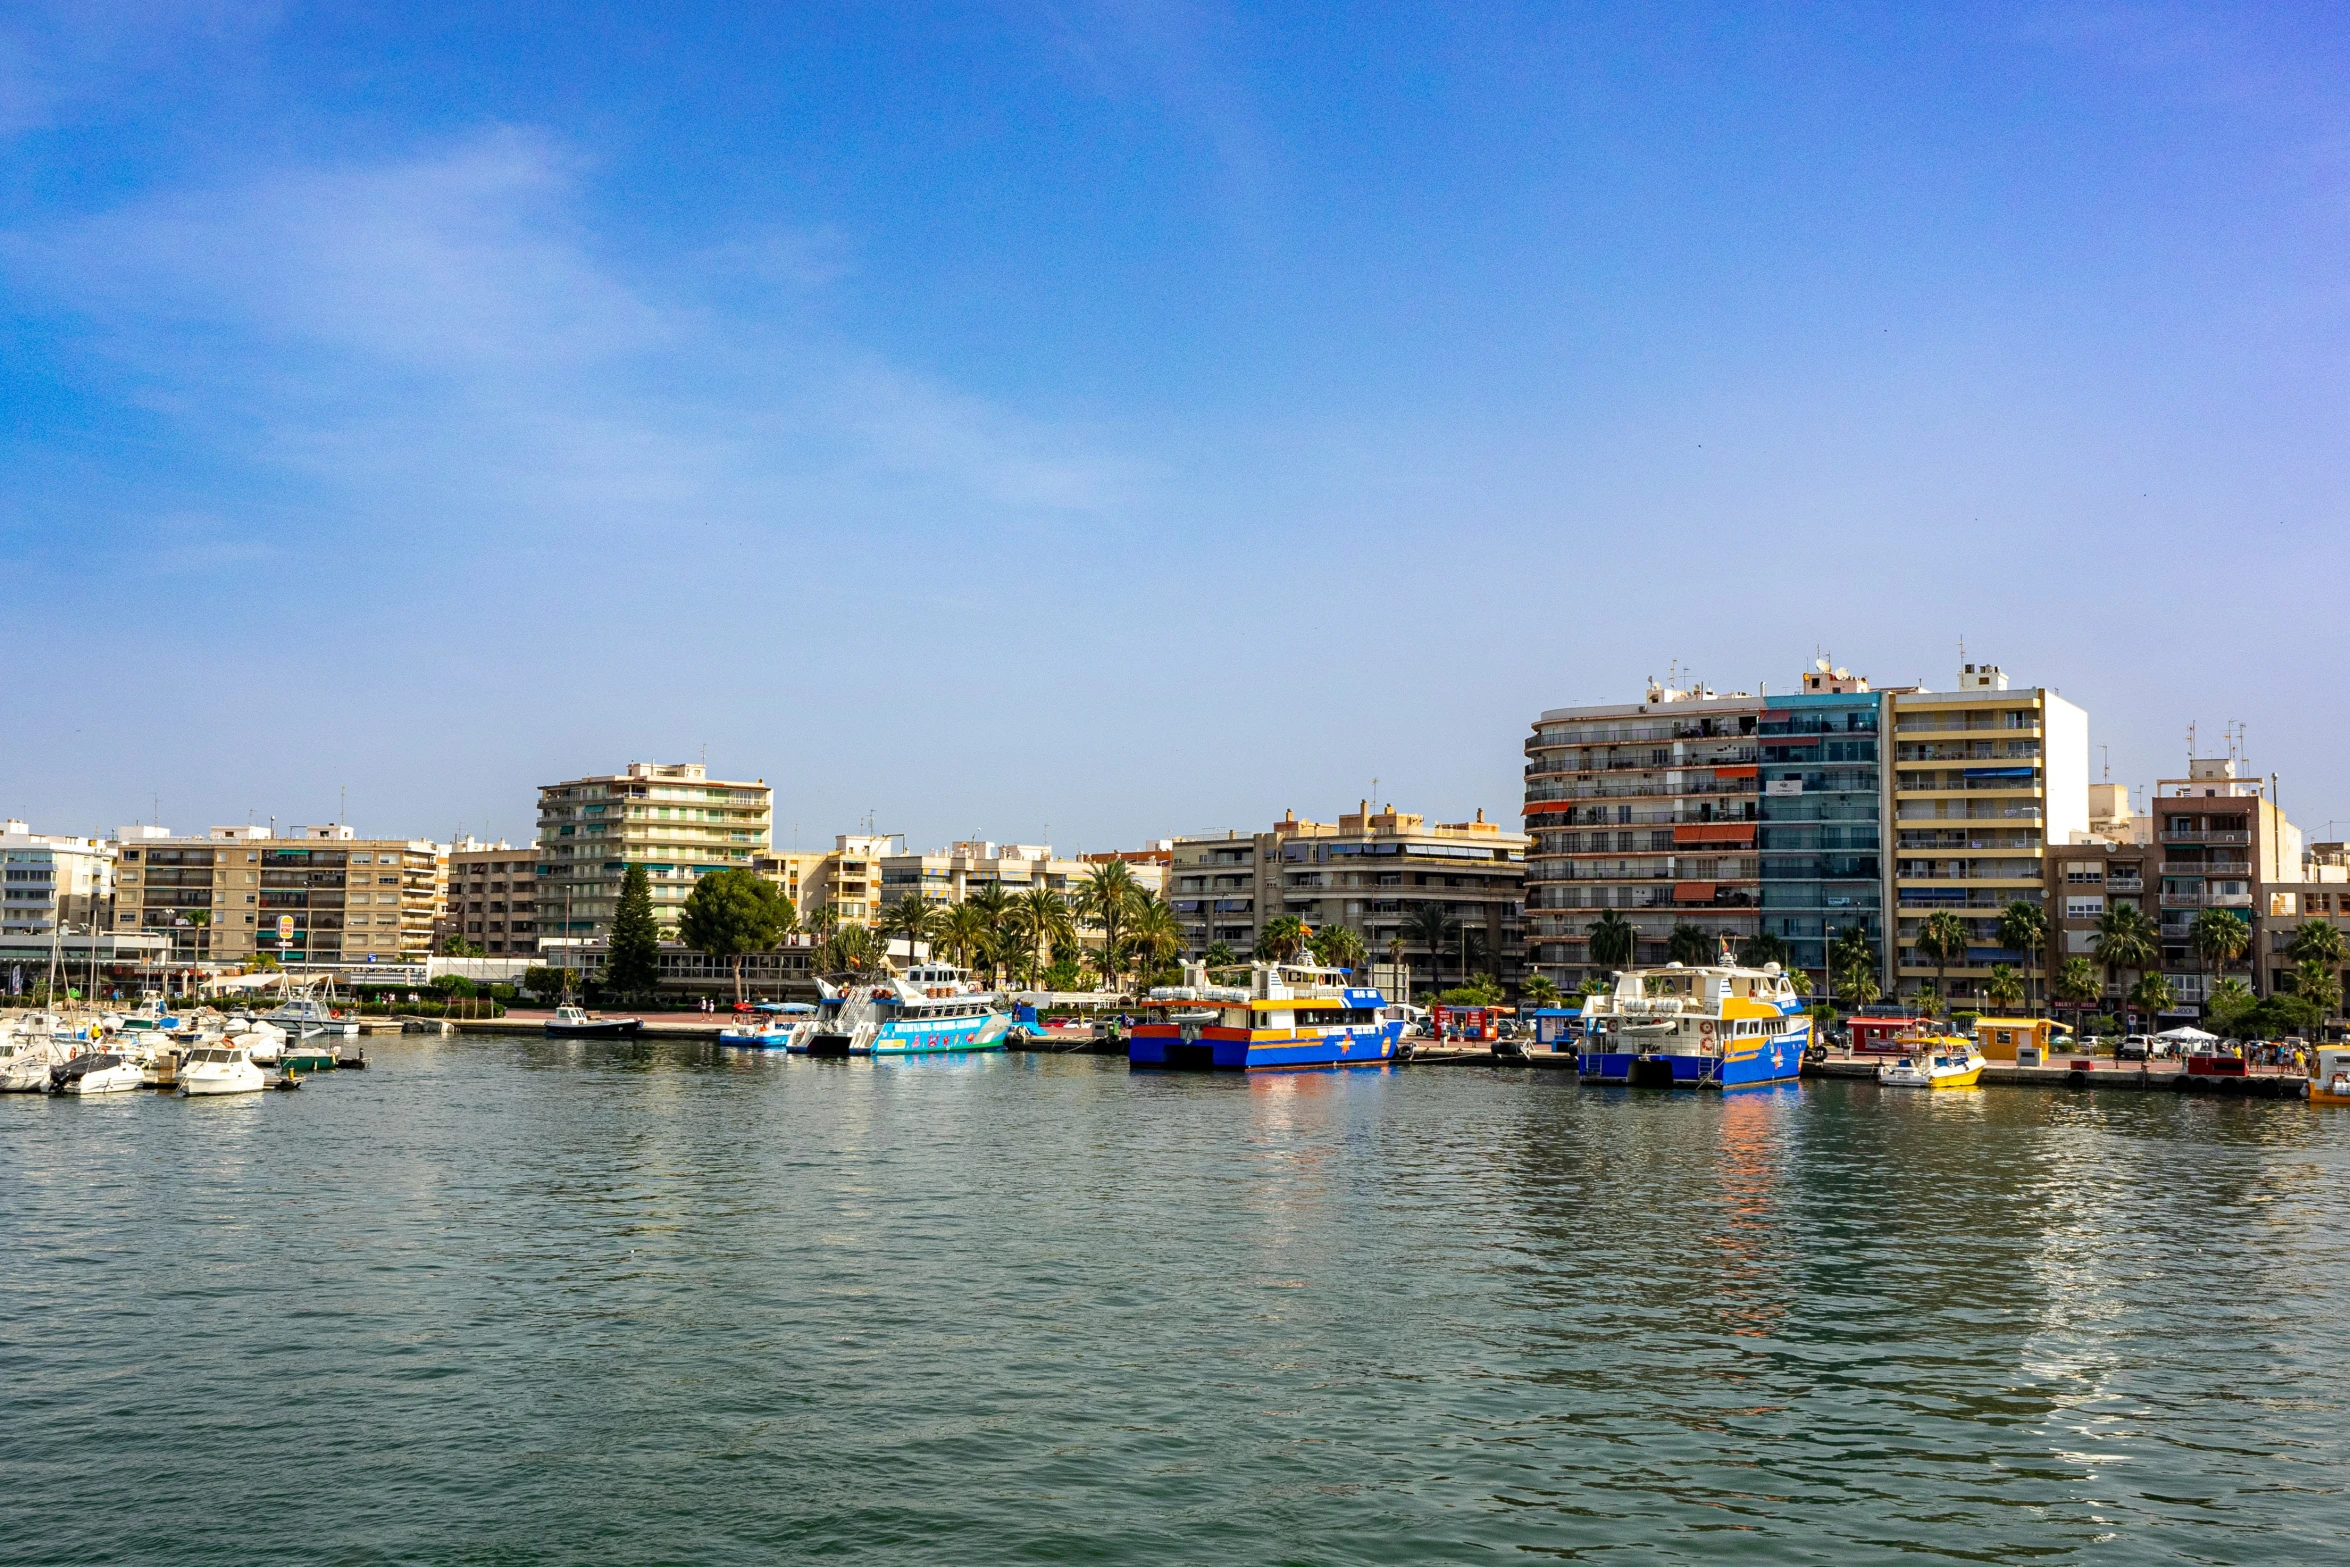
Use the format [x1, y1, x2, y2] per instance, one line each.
[2063, 864, 2103, 884]
[2065, 896, 2104, 919]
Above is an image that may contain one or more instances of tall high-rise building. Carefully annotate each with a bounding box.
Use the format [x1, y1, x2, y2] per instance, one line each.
[536, 762, 773, 940]
[1523, 678, 1768, 985]
[1886, 663, 2087, 1008]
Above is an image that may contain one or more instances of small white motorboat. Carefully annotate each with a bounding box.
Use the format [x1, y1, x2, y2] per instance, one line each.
[180, 1045, 267, 1097]
[53, 1051, 145, 1095]
[1877, 1034, 1986, 1090]
[1, 1031, 67, 1093]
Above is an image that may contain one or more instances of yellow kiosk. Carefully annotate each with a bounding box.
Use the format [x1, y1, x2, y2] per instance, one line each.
[1971, 1016, 2072, 1066]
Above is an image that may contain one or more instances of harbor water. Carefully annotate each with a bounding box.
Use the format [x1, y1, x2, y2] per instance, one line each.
[5, 1043, 2348, 1563]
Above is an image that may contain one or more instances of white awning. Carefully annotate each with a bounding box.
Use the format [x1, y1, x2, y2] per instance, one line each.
[2153, 1025, 2218, 1043]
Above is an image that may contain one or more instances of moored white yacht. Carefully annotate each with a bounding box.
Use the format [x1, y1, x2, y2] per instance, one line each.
[52, 1050, 144, 1095]
[180, 1044, 267, 1096]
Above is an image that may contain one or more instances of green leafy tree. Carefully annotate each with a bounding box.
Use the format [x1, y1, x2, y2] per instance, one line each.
[1666, 923, 1711, 966]
[1258, 914, 1309, 963]
[1915, 911, 1971, 1018]
[823, 920, 880, 974]
[604, 863, 664, 1002]
[2205, 975, 2256, 1032]
[1984, 963, 2025, 1010]
[1440, 974, 1504, 1006]
[1519, 974, 1563, 1010]
[1786, 967, 1813, 998]
[1575, 975, 1610, 1002]
[1584, 909, 1635, 975]
[439, 933, 486, 958]
[1203, 940, 1238, 969]
[520, 965, 569, 1002]
[2092, 903, 2159, 1028]
[1737, 932, 1789, 970]
[677, 868, 795, 1005]
[1996, 900, 2047, 1006]
[2053, 955, 2103, 1038]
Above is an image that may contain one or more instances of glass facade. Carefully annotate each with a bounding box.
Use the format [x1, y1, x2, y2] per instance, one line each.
[1755, 691, 1884, 980]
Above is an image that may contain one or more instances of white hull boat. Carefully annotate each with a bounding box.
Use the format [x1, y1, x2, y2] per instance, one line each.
[57, 1053, 145, 1095]
[180, 1045, 267, 1096]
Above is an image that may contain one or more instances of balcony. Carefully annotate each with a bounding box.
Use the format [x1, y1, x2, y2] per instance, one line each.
[2161, 829, 2248, 846]
[2106, 877, 2144, 893]
[2159, 892, 2204, 909]
[2159, 861, 2250, 878]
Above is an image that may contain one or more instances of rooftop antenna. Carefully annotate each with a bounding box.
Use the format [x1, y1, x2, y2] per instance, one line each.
[2186, 720, 2197, 759]
[2100, 746, 2110, 782]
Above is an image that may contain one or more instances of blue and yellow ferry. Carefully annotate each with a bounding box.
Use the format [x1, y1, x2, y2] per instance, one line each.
[1576, 957, 1808, 1088]
[1129, 959, 1401, 1071]
[794, 963, 1014, 1057]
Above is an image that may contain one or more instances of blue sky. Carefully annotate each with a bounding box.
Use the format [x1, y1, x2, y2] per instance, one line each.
[4, 3, 2348, 851]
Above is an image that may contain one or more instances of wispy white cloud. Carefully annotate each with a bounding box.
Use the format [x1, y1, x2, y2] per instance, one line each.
[0, 0, 282, 135]
[2, 126, 1145, 580]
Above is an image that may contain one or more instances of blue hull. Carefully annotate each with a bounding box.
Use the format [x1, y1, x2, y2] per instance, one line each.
[1129, 1023, 1402, 1072]
[716, 1031, 793, 1050]
[1579, 1031, 1807, 1089]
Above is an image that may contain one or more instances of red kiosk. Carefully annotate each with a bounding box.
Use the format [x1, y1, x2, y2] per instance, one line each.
[1848, 1013, 1929, 1055]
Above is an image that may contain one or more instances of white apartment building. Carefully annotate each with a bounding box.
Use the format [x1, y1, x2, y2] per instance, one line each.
[1, 821, 115, 939]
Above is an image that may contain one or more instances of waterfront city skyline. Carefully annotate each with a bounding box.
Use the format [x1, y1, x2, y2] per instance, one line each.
[5, 5, 2348, 849]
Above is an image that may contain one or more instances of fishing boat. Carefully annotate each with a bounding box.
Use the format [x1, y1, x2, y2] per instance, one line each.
[280, 1039, 340, 1073]
[1876, 1033, 1986, 1089]
[1127, 959, 1401, 1072]
[180, 1044, 267, 1097]
[717, 1001, 815, 1049]
[545, 1004, 643, 1039]
[797, 964, 1012, 1057]
[1575, 955, 1809, 1088]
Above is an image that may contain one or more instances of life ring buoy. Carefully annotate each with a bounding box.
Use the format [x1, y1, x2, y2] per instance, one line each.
[1699, 1020, 1714, 1036]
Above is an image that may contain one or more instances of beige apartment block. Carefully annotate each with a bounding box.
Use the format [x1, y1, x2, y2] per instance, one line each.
[1169, 804, 1526, 993]
[441, 840, 540, 955]
[537, 762, 773, 940]
[1888, 664, 2088, 1008]
[1079, 842, 1171, 898]
[114, 823, 445, 967]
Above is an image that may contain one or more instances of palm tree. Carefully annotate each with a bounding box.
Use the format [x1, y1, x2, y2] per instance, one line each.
[1916, 910, 1971, 1019]
[2053, 955, 2102, 1040]
[1666, 923, 1710, 966]
[2129, 971, 2175, 1026]
[1015, 888, 1073, 989]
[878, 892, 939, 967]
[1077, 860, 1140, 995]
[940, 902, 992, 975]
[1737, 932, 1789, 970]
[1311, 924, 1368, 975]
[1829, 924, 1876, 1010]
[2092, 903, 2159, 1031]
[1985, 963, 2024, 1010]
[1520, 974, 1563, 1010]
[2189, 907, 2249, 1020]
[1584, 909, 1635, 977]
[1258, 914, 1309, 963]
[1406, 905, 1457, 993]
[1996, 900, 2047, 1008]
[1386, 932, 1407, 994]
[1123, 893, 1181, 991]
[823, 921, 879, 974]
[2291, 957, 2343, 1028]
[2288, 920, 2349, 1032]
[966, 885, 1015, 986]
